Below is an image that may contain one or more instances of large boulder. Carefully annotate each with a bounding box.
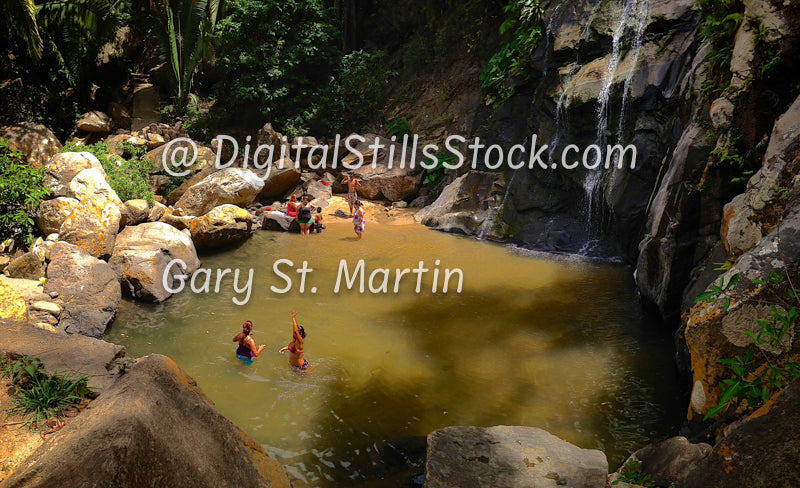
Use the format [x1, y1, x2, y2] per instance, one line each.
[683, 378, 800, 488]
[189, 204, 253, 250]
[340, 134, 423, 201]
[415, 171, 502, 235]
[76, 110, 113, 133]
[302, 177, 333, 207]
[165, 165, 217, 206]
[0, 122, 62, 167]
[261, 212, 300, 233]
[109, 222, 201, 302]
[36, 196, 80, 236]
[44, 242, 121, 337]
[174, 168, 264, 216]
[1, 354, 292, 488]
[424, 426, 608, 488]
[67, 167, 124, 207]
[623, 436, 712, 487]
[255, 122, 292, 166]
[145, 140, 216, 176]
[59, 197, 122, 259]
[43, 152, 106, 197]
[255, 164, 302, 200]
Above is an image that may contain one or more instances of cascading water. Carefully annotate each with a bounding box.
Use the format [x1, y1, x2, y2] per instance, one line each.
[581, 0, 650, 254]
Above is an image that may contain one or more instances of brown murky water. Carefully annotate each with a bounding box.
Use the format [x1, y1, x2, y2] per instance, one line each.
[105, 216, 685, 487]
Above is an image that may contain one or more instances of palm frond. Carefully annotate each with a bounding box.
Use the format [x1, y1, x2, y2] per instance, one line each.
[3, 0, 43, 62]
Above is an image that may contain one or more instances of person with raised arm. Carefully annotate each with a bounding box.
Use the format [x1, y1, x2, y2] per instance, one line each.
[279, 310, 309, 370]
[341, 173, 362, 216]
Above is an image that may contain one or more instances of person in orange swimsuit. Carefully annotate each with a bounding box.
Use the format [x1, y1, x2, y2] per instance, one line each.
[278, 310, 309, 369]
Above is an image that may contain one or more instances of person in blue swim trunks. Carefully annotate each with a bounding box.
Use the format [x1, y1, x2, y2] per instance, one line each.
[232, 320, 265, 364]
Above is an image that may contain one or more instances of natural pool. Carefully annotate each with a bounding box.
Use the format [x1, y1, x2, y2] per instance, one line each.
[105, 216, 686, 487]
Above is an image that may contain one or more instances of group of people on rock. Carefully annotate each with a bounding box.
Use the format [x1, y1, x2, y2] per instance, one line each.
[284, 173, 366, 239]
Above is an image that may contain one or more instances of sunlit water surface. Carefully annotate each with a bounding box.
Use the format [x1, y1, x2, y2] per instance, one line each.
[105, 218, 685, 487]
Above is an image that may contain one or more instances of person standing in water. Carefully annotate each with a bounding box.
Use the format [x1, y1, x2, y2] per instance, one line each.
[279, 310, 309, 369]
[341, 173, 362, 216]
[233, 320, 265, 365]
[353, 200, 365, 240]
[297, 195, 316, 236]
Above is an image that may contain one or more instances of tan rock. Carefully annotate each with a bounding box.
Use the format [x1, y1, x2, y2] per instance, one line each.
[189, 204, 253, 249]
[59, 197, 122, 259]
[120, 199, 151, 227]
[175, 168, 264, 216]
[36, 197, 81, 236]
[44, 152, 106, 197]
[30, 300, 63, 316]
[0, 122, 62, 167]
[76, 110, 113, 133]
[109, 222, 201, 302]
[67, 168, 123, 207]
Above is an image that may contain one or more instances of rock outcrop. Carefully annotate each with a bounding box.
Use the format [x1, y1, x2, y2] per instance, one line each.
[109, 222, 201, 302]
[44, 242, 121, 337]
[424, 426, 608, 488]
[416, 171, 502, 235]
[5, 252, 45, 280]
[0, 354, 292, 488]
[340, 134, 423, 201]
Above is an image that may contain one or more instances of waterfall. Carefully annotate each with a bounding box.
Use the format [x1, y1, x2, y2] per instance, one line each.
[581, 0, 650, 252]
[547, 3, 602, 167]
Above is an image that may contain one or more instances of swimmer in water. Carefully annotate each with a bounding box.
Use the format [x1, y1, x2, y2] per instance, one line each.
[232, 320, 265, 365]
[278, 310, 309, 369]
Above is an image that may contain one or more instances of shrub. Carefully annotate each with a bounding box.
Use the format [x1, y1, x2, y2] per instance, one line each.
[62, 141, 155, 204]
[481, 0, 544, 105]
[0, 139, 49, 243]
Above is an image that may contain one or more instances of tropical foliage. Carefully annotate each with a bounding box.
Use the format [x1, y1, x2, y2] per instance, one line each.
[0, 139, 49, 244]
[481, 0, 543, 105]
[159, 0, 224, 110]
